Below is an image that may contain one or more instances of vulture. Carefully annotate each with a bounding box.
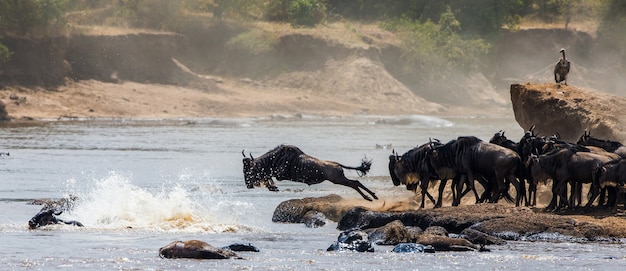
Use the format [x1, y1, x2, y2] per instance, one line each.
[554, 48, 570, 85]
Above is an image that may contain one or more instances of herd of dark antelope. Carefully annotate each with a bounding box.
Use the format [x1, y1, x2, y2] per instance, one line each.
[243, 126, 626, 213]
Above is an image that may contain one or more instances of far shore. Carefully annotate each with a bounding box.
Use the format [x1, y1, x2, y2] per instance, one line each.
[0, 79, 513, 121]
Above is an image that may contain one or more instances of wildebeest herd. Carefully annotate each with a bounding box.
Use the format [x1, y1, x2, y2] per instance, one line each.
[244, 126, 626, 213]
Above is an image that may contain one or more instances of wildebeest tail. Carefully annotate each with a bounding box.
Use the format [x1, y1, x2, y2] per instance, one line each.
[338, 157, 372, 177]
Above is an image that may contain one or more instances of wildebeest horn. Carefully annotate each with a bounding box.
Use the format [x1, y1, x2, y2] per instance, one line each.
[242, 150, 246, 157]
[502, 130, 506, 136]
[249, 153, 254, 160]
[529, 125, 536, 136]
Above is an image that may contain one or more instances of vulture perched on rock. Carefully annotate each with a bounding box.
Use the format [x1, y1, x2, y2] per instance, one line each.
[554, 48, 570, 85]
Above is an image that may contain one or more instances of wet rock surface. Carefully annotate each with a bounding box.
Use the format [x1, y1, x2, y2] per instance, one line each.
[274, 195, 626, 248]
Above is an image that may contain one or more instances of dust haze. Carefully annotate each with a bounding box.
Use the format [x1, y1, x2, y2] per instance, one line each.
[3, 2, 626, 120]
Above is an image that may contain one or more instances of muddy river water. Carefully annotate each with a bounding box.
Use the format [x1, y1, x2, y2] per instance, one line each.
[1, 115, 624, 270]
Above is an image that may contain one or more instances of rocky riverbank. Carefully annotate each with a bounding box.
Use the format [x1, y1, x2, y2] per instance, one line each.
[272, 194, 626, 251]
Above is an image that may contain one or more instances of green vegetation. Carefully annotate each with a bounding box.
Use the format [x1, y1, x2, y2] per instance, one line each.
[0, 0, 622, 74]
[227, 29, 279, 55]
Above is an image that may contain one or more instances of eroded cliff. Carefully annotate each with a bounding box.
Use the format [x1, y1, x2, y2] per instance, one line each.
[510, 83, 626, 142]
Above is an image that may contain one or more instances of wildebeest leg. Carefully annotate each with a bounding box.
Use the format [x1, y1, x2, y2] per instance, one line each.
[420, 179, 437, 208]
[453, 176, 466, 206]
[329, 177, 377, 201]
[546, 179, 562, 211]
[555, 180, 571, 211]
[507, 175, 523, 207]
[264, 178, 279, 191]
[571, 181, 583, 208]
[528, 180, 537, 207]
[434, 179, 448, 208]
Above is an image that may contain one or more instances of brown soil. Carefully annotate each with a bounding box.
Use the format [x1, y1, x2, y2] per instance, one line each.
[0, 56, 508, 120]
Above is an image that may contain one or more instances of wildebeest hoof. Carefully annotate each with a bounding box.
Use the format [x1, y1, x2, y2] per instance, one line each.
[267, 186, 279, 192]
[159, 240, 241, 259]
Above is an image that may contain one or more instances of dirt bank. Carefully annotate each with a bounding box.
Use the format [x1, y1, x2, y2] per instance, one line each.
[0, 60, 453, 120]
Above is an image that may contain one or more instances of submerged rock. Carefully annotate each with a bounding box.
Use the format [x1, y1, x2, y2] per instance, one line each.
[327, 230, 374, 252]
[392, 243, 435, 253]
[301, 210, 327, 228]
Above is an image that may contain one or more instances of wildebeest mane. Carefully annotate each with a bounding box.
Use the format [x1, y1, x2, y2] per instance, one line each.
[579, 136, 623, 153]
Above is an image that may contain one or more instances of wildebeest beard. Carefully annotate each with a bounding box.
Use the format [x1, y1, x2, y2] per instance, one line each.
[242, 145, 377, 201]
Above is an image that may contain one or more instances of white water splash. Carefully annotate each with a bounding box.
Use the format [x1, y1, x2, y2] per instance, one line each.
[69, 172, 253, 233]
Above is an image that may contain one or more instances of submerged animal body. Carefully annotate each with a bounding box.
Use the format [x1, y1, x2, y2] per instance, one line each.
[554, 48, 570, 85]
[28, 208, 84, 229]
[242, 145, 377, 201]
[159, 240, 240, 259]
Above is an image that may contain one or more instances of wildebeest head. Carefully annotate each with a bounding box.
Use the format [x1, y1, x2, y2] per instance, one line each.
[242, 150, 256, 189]
[388, 151, 403, 186]
[489, 130, 507, 145]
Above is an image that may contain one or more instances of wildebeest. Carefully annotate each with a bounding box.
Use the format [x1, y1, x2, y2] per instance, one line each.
[426, 136, 523, 206]
[242, 145, 378, 201]
[554, 48, 570, 85]
[577, 130, 626, 158]
[159, 240, 241, 259]
[28, 195, 83, 229]
[489, 130, 518, 152]
[526, 147, 614, 211]
[28, 208, 84, 229]
[388, 141, 464, 208]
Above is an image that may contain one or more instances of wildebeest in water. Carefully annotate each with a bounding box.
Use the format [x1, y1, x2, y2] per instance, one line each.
[242, 145, 378, 201]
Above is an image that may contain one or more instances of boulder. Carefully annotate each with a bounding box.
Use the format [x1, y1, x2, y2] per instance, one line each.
[301, 210, 327, 228]
[510, 83, 626, 142]
[327, 230, 374, 252]
[159, 240, 240, 259]
[392, 243, 435, 253]
[460, 228, 506, 245]
[272, 194, 347, 223]
[366, 220, 422, 245]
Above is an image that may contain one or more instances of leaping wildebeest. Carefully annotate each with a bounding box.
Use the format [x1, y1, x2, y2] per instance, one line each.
[242, 145, 378, 201]
[554, 48, 570, 85]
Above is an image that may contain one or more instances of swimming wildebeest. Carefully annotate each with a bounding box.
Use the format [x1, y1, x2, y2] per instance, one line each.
[28, 208, 84, 229]
[28, 195, 83, 229]
[159, 240, 240, 259]
[242, 145, 378, 201]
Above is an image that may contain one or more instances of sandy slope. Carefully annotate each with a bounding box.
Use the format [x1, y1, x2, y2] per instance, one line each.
[0, 57, 512, 120]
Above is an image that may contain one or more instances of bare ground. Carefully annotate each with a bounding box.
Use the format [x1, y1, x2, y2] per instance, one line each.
[0, 57, 511, 120]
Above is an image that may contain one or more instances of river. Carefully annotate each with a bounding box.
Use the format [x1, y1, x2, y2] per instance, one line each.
[1, 115, 624, 270]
